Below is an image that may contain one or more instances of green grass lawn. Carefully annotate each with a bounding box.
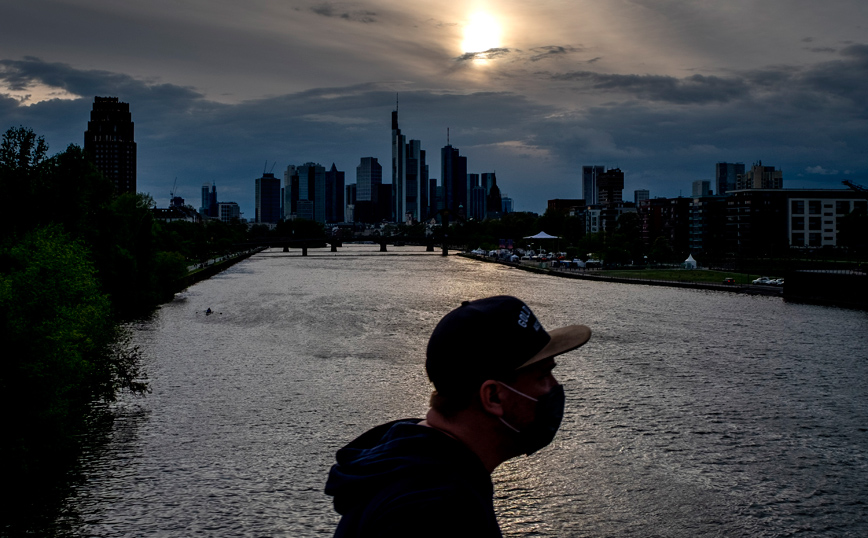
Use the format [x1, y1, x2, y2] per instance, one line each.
[597, 269, 770, 284]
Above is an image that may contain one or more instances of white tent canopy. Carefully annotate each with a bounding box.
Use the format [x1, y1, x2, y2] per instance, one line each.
[683, 253, 697, 269]
[524, 231, 560, 239]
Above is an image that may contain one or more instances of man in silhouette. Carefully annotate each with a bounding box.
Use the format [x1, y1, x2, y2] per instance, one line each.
[325, 295, 591, 537]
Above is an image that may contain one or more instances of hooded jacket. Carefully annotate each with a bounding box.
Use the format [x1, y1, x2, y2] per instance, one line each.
[325, 419, 503, 538]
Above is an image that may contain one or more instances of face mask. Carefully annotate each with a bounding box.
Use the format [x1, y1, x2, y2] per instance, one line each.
[498, 382, 565, 455]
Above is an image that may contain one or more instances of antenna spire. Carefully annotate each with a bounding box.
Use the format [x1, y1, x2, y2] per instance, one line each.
[447, 127, 450, 145]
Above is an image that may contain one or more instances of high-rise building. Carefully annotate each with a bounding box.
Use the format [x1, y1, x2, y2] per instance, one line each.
[582, 166, 604, 205]
[692, 180, 711, 197]
[325, 163, 345, 223]
[255, 172, 281, 224]
[441, 144, 468, 219]
[391, 108, 428, 223]
[736, 161, 783, 190]
[217, 202, 241, 223]
[84, 96, 136, 195]
[296, 162, 326, 222]
[284, 165, 299, 219]
[598, 168, 624, 205]
[486, 174, 502, 217]
[634, 189, 650, 205]
[201, 183, 217, 218]
[501, 196, 513, 214]
[356, 157, 382, 203]
[715, 162, 745, 196]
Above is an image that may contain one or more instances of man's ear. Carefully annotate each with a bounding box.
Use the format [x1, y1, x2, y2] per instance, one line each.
[479, 380, 504, 416]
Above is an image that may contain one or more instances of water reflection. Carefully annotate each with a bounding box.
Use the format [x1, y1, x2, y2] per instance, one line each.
[43, 245, 868, 537]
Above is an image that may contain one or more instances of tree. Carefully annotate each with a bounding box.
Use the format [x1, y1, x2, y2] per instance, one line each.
[0, 226, 147, 484]
[0, 126, 49, 239]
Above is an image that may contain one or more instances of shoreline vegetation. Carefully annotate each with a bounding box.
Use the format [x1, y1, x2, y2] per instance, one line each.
[0, 126, 263, 533]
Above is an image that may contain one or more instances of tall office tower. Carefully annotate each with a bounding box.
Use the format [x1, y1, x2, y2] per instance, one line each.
[582, 165, 604, 205]
[597, 168, 624, 204]
[470, 186, 487, 220]
[736, 161, 783, 190]
[356, 157, 382, 202]
[284, 165, 299, 219]
[692, 180, 711, 197]
[429, 178, 440, 217]
[84, 96, 137, 195]
[486, 174, 502, 216]
[481, 173, 496, 194]
[715, 162, 745, 196]
[441, 144, 468, 219]
[345, 183, 357, 222]
[201, 183, 213, 217]
[501, 196, 514, 214]
[296, 162, 326, 222]
[255, 172, 281, 224]
[634, 189, 650, 205]
[325, 164, 345, 223]
[391, 108, 428, 223]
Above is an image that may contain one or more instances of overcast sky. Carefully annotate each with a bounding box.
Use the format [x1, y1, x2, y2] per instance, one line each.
[2, 0, 866, 216]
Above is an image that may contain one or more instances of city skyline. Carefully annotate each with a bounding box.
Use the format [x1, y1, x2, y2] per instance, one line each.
[1, 1, 866, 217]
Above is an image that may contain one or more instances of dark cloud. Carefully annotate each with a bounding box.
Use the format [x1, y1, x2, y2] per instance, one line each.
[454, 48, 513, 62]
[529, 45, 583, 62]
[549, 71, 750, 104]
[2, 46, 867, 214]
[806, 47, 837, 53]
[311, 4, 377, 23]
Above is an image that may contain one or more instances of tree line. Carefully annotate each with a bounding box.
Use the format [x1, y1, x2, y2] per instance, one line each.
[0, 126, 258, 508]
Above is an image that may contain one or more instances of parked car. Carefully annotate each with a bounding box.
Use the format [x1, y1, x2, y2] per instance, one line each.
[723, 277, 735, 284]
[752, 277, 771, 285]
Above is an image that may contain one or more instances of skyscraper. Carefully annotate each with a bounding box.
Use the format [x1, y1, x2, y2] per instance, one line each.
[715, 162, 745, 196]
[255, 172, 281, 224]
[296, 162, 326, 222]
[441, 144, 468, 219]
[692, 180, 711, 197]
[582, 166, 604, 205]
[325, 163, 345, 223]
[598, 168, 624, 205]
[391, 107, 428, 223]
[84, 96, 136, 195]
[356, 157, 382, 203]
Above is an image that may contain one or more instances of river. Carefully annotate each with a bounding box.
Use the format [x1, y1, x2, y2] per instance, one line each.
[48, 245, 868, 537]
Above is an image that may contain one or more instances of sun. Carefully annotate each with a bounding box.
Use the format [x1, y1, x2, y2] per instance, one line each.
[461, 12, 502, 54]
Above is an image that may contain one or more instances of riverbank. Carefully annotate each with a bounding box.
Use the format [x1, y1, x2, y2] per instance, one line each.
[457, 253, 784, 297]
[180, 246, 267, 290]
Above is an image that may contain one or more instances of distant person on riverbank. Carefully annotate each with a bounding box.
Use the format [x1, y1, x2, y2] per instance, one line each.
[325, 295, 591, 537]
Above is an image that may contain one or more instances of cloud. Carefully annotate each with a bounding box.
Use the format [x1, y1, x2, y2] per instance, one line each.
[805, 166, 839, 175]
[548, 71, 750, 104]
[310, 3, 377, 23]
[455, 48, 513, 62]
[529, 46, 583, 62]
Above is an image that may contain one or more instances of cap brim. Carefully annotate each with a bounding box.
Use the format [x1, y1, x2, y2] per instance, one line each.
[517, 324, 592, 369]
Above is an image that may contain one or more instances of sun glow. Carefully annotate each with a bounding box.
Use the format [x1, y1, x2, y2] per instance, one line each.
[461, 12, 502, 54]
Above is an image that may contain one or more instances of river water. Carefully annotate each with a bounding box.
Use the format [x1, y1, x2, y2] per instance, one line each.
[49, 245, 867, 537]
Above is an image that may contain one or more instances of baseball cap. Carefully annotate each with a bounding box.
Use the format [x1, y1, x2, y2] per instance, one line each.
[426, 296, 591, 397]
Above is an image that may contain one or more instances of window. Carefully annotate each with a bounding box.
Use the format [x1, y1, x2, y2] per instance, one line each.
[791, 200, 805, 214]
[809, 233, 822, 246]
[791, 217, 805, 230]
[809, 217, 822, 230]
[792, 233, 805, 247]
[808, 201, 822, 214]
[836, 201, 850, 214]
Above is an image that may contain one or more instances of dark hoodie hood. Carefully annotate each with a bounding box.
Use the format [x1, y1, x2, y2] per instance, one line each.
[325, 419, 492, 516]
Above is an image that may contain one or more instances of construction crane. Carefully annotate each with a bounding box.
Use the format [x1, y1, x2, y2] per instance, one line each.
[842, 180, 867, 194]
